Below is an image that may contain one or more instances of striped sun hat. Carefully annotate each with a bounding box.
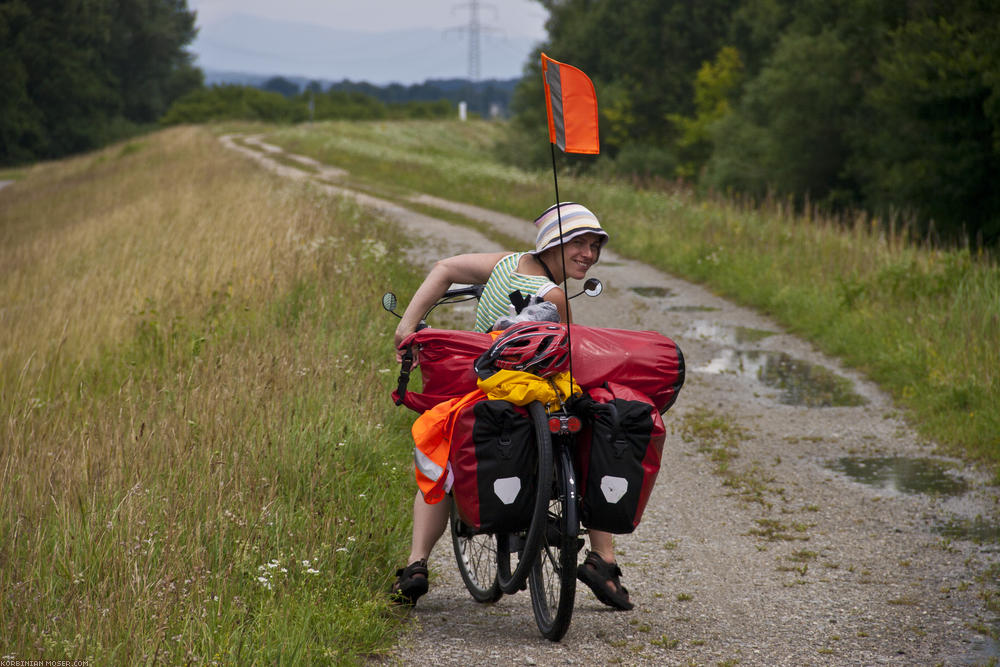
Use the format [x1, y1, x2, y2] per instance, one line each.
[531, 202, 609, 254]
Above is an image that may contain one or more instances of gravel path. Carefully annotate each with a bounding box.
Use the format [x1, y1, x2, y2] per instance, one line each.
[222, 134, 1000, 666]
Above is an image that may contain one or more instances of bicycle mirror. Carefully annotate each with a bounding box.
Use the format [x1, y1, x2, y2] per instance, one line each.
[583, 278, 603, 297]
[382, 292, 399, 315]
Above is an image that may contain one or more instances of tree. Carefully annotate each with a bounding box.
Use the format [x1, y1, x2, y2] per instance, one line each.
[705, 29, 859, 204]
[0, 0, 201, 164]
[851, 13, 1000, 243]
[262, 76, 300, 99]
[668, 46, 744, 179]
[106, 0, 201, 123]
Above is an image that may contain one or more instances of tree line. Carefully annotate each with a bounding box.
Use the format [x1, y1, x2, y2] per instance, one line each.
[159, 84, 457, 125]
[504, 0, 999, 245]
[0, 0, 202, 164]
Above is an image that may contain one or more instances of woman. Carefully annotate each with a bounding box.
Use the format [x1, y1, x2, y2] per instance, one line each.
[391, 202, 634, 611]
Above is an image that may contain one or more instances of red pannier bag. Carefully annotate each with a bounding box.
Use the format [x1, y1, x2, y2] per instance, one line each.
[394, 325, 684, 413]
[393, 328, 493, 413]
[448, 399, 538, 533]
[573, 382, 666, 534]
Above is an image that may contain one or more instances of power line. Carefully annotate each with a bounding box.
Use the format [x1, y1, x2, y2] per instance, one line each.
[449, 1, 499, 82]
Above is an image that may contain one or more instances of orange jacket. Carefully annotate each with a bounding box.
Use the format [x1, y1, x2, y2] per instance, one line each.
[411, 389, 485, 503]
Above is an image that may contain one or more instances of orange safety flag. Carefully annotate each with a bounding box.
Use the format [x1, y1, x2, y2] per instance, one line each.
[541, 53, 600, 155]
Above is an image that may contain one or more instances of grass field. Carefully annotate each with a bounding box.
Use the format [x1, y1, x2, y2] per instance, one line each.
[1, 119, 997, 664]
[1, 126, 420, 663]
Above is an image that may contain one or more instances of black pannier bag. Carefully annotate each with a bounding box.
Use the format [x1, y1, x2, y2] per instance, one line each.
[450, 400, 538, 533]
[574, 382, 666, 534]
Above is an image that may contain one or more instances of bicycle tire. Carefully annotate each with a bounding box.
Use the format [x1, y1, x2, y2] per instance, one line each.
[450, 502, 502, 603]
[496, 400, 553, 595]
[528, 441, 580, 641]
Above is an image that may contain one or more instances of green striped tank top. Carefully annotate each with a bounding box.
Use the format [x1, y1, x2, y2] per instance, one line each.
[474, 252, 556, 332]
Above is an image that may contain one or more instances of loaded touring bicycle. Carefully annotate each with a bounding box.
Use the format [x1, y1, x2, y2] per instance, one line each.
[383, 279, 684, 640]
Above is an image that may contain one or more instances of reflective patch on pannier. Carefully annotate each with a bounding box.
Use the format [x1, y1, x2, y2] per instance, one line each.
[493, 477, 522, 505]
[600, 476, 629, 504]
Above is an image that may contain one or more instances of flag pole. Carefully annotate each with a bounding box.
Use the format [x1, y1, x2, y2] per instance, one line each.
[549, 143, 575, 386]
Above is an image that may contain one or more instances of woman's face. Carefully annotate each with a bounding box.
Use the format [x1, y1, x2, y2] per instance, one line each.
[548, 233, 603, 280]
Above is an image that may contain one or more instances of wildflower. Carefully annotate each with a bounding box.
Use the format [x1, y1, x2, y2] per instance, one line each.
[302, 560, 311, 567]
[306, 568, 320, 575]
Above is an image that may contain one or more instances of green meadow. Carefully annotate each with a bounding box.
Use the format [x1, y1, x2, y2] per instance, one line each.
[1, 120, 997, 663]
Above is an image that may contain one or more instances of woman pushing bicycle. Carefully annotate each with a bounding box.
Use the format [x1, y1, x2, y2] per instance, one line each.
[390, 202, 634, 612]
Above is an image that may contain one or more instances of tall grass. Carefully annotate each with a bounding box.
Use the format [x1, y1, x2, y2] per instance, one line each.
[264, 120, 999, 464]
[1, 127, 420, 663]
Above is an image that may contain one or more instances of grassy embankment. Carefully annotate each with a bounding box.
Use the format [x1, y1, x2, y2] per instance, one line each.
[0, 126, 420, 663]
[266, 119, 999, 466]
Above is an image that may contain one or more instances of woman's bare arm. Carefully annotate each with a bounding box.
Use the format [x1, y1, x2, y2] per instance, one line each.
[543, 287, 571, 324]
[394, 252, 508, 350]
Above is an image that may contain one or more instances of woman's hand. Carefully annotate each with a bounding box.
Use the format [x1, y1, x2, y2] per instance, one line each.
[394, 322, 416, 363]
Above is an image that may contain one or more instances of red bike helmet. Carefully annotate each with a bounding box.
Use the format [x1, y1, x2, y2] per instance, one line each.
[475, 322, 570, 378]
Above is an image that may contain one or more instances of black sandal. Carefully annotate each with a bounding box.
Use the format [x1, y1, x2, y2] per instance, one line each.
[390, 559, 429, 606]
[577, 551, 634, 611]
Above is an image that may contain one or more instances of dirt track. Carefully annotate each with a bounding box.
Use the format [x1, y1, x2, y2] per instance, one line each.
[222, 134, 1000, 666]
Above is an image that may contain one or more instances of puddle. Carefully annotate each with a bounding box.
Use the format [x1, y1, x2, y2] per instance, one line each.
[629, 286, 674, 298]
[685, 321, 775, 345]
[665, 305, 719, 312]
[964, 634, 1000, 665]
[935, 516, 1000, 543]
[826, 457, 969, 496]
[698, 350, 866, 407]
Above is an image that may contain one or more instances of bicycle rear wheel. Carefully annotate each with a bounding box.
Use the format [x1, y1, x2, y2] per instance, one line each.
[450, 503, 502, 603]
[528, 441, 580, 641]
[496, 401, 553, 595]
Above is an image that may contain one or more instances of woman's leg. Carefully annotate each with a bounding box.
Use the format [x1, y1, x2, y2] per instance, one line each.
[407, 489, 451, 564]
[588, 529, 616, 564]
[392, 490, 450, 605]
[578, 528, 633, 609]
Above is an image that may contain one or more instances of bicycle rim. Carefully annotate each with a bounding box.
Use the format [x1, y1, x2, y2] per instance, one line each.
[496, 401, 553, 595]
[450, 503, 502, 603]
[529, 443, 579, 641]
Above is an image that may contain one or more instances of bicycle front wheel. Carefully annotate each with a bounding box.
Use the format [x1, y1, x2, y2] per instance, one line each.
[528, 441, 580, 641]
[450, 502, 502, 603]
[496, 401, 553, 595]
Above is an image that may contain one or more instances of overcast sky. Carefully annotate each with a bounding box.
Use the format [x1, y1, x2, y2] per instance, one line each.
[187, 0, 548, 39]
[185, 0, 550, 82]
